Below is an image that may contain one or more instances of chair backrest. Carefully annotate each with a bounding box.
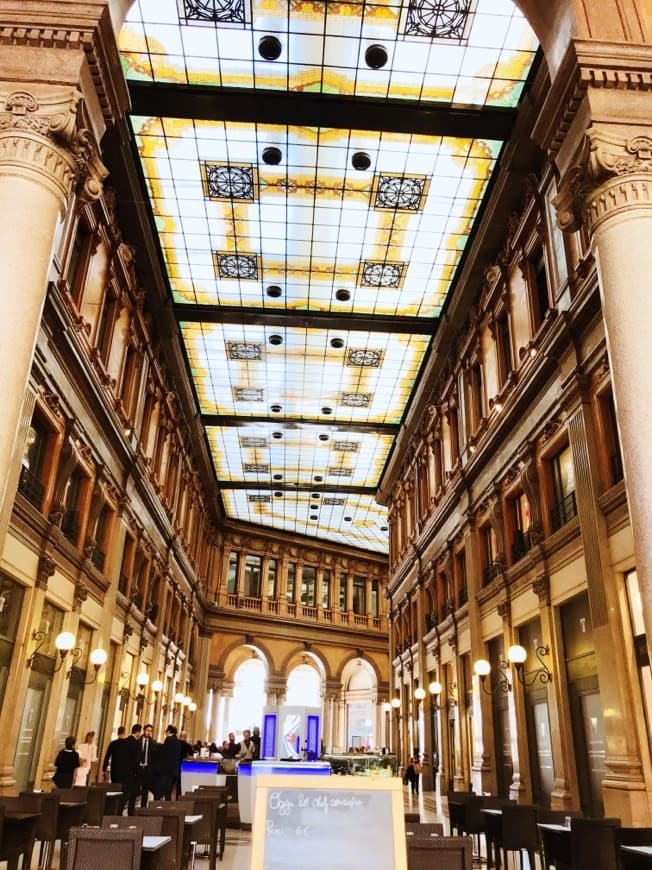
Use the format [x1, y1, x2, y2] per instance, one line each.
[570, 817, 622, 870]
[407, 835, 473, 870]
[136, 807, 185, 870]
[65, 825, 142, 870]
[84, 787, 106, 826]
[34, 792, 60, 841]
[501, 804, 540, 851]
[461, 795, 486, 834]
[404, 812, 421, 823]
[405, 822, 444, 838]
[103, 815, 164, 836]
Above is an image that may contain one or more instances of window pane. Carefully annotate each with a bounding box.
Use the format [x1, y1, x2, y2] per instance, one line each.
[227, 552, 239, 594]
[287, 562, 296, 603]
[353, 575, 365, 615]
[243, 554, 262, 597]
[267, 559, 277, 599]
[321, 569, 330, 609]
[339, 573, 346, 611]
[301, 566, 316, 606]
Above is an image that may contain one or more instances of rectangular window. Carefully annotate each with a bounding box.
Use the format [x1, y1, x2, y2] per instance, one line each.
[243, 554, 262, 597]
[301, 566, 316, 606]
[531, 247, 550, 330]
[550, 445, 576, 531]
[0, 577, 25, 708]
[19, 417, 49, 510]
[496, 314, 512, 386]
[119, 533, 135, 596]
[598, 387, 623, 487]
[227, 552, 239, 595]
[352, 575, 366, 615]
[371, 580, 379, 618]
[321, 569, 331, 610]
[339, 572, 347, 611]
[510, 492, 532, 562]
[61, 468, 84, 545]
[267, 559, 277, 599]
[482, 526, 499, 586]
[286, 562, 296, 603]
[456, 549, 467, 605]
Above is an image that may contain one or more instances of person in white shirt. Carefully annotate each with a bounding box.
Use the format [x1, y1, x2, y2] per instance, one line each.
[74, 730, 98, 785]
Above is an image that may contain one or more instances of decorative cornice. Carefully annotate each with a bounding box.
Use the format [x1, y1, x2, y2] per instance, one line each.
[0, 86, 107, 203]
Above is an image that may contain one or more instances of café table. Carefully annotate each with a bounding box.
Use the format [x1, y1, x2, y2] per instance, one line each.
[142, 834, 172, 870]
[0, 810, 41, 870]
[621, 845, 652, 870]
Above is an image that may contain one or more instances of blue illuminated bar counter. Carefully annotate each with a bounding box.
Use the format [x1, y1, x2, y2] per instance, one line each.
[239, 759, 331, 828]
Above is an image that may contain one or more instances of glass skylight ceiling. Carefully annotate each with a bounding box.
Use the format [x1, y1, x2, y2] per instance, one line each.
[121, 2, 538, 554]
[121, 0, 537, 108]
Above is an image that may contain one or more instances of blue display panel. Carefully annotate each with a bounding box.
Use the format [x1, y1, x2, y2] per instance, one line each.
[306, 715, 320, 760]
[262, 713, 277, 760]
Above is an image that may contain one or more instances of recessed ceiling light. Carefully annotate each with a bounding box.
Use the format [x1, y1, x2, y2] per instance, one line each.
[319, 434, 329, 441]
[365, 44, 388, 69]
[272, 431, 283, 439]
[262, 146, 282, 165]
[330, 337, 344, 349]
[351, 151, 371, 171]
[270, 404, 282, 413]
[321, 407, 333, 415]
[259, 35, 282, 61]
[266, 285, 283, 298]
[269, 334, 283, 345]
[335, 288, 351, 302]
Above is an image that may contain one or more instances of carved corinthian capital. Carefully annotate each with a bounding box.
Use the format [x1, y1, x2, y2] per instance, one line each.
[0, 86, 108, 204]
[553, 126, 652, 234]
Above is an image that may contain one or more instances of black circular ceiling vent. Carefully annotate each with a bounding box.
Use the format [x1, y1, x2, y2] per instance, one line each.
[262, 147, 282, 165]
[266, 285, 283, 298]
[365, 44, 388, 69]
[335, 288, 351, 302]
[352, 152, 371, 171]
[259, 35, 282, 61]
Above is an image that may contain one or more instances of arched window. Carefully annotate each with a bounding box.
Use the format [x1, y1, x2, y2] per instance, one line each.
[285, 664, 321, 707]
[345, 663, 376, 750]
[229, 657, 266, 736]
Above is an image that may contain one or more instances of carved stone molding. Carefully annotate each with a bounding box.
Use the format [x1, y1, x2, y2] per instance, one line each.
[0, 86, 107, 204]
[554, 127, 652, 234]
[532, 573, 551, 606]
[496, 599, 511, 624]
[73, 581, 88, 612]
[37, 553, 56, 589]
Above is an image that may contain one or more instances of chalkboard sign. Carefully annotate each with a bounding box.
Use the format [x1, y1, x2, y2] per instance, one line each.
[251, 774, 407, 870]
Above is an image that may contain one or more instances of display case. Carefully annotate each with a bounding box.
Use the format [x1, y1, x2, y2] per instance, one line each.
[322, 753, 398, 776]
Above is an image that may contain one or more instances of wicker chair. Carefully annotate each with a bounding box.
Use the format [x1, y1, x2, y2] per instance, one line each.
[404, 812, 421, 823]
[538, 809, 582, 870]
[64, 825, 142, 870]
[500, 804, 540, 870]
[20, 790, 60, 870]
[137, 805, 187, 870]
[103, 815, 164, 835]
[615, 827, 652, 870]
[406, 835, 474, 870]
[182, 793, 222, 868]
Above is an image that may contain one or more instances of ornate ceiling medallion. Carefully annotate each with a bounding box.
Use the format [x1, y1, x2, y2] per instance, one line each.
[403, 0, 473, 41]
[179, 0, 247, 25]
[359, 261, 405, 289]
[214, 252, 260, 280]
[347, 349, 383, 368]
[233, 387, 264, 402]
[341, 392, 371, 407]
[372, 174, 429, 212]
[201, 162, 256, 200]
[227, 341, 262, 360]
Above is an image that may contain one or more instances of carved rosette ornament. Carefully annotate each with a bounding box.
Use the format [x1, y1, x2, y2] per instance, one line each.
[554, 127, 652, 235]
[0, 87, 107, 205]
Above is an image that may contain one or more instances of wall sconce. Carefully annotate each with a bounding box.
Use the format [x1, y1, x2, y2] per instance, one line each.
[429, 680, 458, 710]
[79, 647, 108, 684]
[414, 679, 426, 702]
[473, 657, 511, 695]
[122, 671, 162, 706]
[508, 644, 553, 686]
[27, 630, 81, 672]
[381, 701, 392, 713]
[390, 692, 401, 711]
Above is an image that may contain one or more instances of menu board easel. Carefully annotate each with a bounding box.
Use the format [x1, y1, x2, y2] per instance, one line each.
[251, 774, 407, 870]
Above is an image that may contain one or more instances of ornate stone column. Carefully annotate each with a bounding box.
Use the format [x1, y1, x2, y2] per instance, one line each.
[0, 85, 107, 543]
[194, 629, 212, 742]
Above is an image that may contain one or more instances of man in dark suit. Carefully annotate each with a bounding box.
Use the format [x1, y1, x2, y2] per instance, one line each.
[138, 723, 159, 808]
[102, 725, 127, 782]
[153, 725, 183, 800]
[121, 723, 144, 814]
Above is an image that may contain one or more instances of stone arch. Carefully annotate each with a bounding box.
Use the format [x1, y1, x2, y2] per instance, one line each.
[277, 646, 329, 683]
[337, 651, 382, 688]
[219, 638, 272, 683]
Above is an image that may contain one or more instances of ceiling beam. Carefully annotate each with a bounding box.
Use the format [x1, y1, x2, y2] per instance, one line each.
[219, 482, 377, 495]
[201, 414, 399, 435]
[129, 82, 517, 140]
[173, 304, 438, 335]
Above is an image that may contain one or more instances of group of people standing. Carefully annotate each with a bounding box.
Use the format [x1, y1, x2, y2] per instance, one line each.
[53, 723, 195, 815]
